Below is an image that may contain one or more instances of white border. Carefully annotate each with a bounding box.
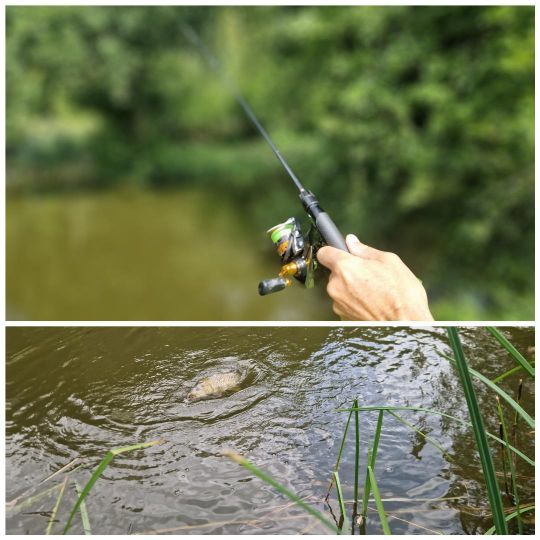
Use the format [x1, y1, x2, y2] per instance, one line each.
[2, 3, 537, 538]
[4, 320, 535, 326]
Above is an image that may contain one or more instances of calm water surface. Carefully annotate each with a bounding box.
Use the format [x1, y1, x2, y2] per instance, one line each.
[7, 190, 333, 320]
[6, 327, 534, 534]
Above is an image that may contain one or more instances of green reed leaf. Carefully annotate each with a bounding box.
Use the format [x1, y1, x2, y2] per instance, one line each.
[486, 327, 534, 378]
[448, 328, 508, 535]
[63, 440, 161, 534]
[368, 465, 391, 534]
[224, 451, 339, 534]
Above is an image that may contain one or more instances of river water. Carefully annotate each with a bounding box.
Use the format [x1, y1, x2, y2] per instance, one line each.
[6, 190, 332, 321]
[6, 326, 534, 534]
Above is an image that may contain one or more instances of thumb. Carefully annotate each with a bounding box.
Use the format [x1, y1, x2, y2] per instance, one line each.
[316, 245, 351, 271]
[346, 234, 385, 261]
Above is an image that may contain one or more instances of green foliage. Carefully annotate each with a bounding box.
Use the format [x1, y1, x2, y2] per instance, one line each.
[353, 398, 360, 506]
[46, 476, 68, 535]
[333, 471, 348, 532]
[368, 466, 392, 534]
[361, 410, 383, 519]
[447, 328, 508, 534]
[63, 440, 161, 534]
[442, 352, 535, 429]
[224, 451, 339, 534]
[338, 404, 533, 467]
[484, 504, 535, 535]
[6, 6, 533, 319]
[496, 397, 522, 533]
[72, 480, 92, 535]
[486, 327, 535, 378]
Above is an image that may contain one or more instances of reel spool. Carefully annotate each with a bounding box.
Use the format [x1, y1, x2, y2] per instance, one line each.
[258, 217, 320, 296]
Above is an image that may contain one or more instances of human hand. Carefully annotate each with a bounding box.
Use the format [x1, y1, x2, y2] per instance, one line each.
[317, 235, 433, 321]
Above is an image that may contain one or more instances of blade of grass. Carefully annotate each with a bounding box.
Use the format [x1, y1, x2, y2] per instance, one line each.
[348, 496, 463, 503]
[326, 402, 354, 499]
[337, 406, 534, 467]
[387, 411, 452, 461]
[6, 459, 82, 511]
[512, 380, 523, 471]
[486, 327, 534, 378]
[496, 397, 522, 533]
[492, 365, 525, 384]
[224, 451, 339, 534]
[333, 471, 348, 532]
[40, 458, 80, 486]
[441, 353, 534, 429]
[498, 422, 509, 496]
[63, 440, 162, 534]
[46, 475, 68, 535]
[368, 465, 391, 534]
[510, 380, 524, 531]
[6, 484, 62, 514]
[73, 480, 92, 535]
[367, 505, 443, 535]
[484, 504, 535, 535]
[354, 398, 360, 506]
[361, 410, 384, 519]
[447, 328, 508, 535]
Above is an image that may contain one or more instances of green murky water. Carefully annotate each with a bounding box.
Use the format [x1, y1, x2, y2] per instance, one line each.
[7, 190, 333, 321]
[6, 326, 535, 534]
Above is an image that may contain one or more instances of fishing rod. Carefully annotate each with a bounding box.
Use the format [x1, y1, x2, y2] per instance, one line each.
[181, 24, 349, 295]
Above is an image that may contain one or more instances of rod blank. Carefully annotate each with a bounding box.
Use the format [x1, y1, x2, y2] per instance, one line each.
[181, 23, 305, 193]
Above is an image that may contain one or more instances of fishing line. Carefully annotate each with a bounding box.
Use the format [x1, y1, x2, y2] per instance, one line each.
[180, 23, 305, 193]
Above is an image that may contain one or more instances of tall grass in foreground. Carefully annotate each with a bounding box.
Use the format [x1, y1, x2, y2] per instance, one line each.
[496, 397, 522, 533]
[367, 465, 390, 534]
[63, 440, 162, 534]
[223, 451, 339, 534]
[226, 328, 535, 535]
[360, 410, 383, 521]
[447, 328, 508, 534]
[7, 440, 162, 535]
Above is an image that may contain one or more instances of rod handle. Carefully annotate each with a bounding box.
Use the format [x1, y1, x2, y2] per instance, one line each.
[316, 212, 349, 252]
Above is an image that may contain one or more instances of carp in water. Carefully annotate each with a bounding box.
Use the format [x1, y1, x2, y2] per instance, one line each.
[187, 372, 242, 402]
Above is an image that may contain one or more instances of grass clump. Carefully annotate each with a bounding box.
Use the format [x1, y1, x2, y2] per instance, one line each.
[225, 328, 534, 535]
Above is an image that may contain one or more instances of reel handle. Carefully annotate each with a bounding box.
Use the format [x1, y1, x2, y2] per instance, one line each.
[258, 277, 289, 296]
[315, 212, 348, 252]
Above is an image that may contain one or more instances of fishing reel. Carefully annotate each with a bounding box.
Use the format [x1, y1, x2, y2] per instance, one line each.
[258, 217, 323, 295]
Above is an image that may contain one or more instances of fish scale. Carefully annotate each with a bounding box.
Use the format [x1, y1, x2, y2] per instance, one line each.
[187, 372, 242, 401]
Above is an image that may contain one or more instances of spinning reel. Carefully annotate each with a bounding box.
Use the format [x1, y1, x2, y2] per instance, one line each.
[258, 217, 323, 295]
